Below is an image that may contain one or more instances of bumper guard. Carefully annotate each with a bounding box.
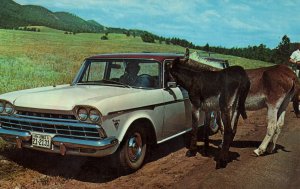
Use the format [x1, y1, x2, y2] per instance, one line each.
[0, 127, 119, 157]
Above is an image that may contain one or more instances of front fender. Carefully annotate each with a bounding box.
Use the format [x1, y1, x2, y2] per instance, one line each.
[101, 107, 164, 146]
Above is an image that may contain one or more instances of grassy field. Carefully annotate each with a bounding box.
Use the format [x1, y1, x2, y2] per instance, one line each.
[0, 27, 274, 94]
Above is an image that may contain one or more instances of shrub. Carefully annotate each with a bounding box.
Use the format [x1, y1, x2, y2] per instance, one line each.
[101, 35, 108, 40]
[141, 33, 155, 43]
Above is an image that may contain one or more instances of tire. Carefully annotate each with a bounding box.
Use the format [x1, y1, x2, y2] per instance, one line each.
[209, 111, 220, 135]
[116, 125, 147, 173]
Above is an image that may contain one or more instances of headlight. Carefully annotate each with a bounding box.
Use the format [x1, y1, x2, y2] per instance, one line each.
[4, 103, 14, 114]
[0, 102, 4, 113]
[89, 109, 100, 123]
[77, 108, 88, 121]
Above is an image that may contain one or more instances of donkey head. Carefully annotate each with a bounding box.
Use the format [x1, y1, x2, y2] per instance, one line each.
[165, 58, 177, 83]
[165, 48, 191, 87]
[168, 48, 190, 70]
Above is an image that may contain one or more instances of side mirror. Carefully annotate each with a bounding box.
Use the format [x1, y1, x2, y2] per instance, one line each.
[167, 81, 177, 88]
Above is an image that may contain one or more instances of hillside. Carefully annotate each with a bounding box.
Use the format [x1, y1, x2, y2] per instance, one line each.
[0, 0, 104, 32]
[0, 0, 151, 35]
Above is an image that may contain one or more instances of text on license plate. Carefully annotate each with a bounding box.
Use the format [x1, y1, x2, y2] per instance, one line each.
[32, 132, 52, 149]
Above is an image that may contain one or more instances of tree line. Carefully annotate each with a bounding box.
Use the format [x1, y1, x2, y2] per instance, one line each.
[199, 35, 297, 65]
[15, 26, 41, 32]
[140, 32, 297, 64]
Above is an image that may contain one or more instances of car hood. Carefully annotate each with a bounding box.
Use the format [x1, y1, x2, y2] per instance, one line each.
[0, 84, 165, 115]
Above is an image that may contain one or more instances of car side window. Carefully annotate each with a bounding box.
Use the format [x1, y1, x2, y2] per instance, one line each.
[138, 62, 160, 88]
[112, 60, 160, 88]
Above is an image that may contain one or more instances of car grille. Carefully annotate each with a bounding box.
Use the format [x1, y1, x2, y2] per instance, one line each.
[0, 115, 102, 140]
[16, 110, 77, 120]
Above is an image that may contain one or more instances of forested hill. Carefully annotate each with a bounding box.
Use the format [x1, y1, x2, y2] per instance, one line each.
[0, 0, 137, 35]
[0, 0, 106, 32]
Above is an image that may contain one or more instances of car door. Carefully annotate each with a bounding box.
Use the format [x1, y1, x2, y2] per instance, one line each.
[161, 87, 192, 139]
[161, 60, 192, 139]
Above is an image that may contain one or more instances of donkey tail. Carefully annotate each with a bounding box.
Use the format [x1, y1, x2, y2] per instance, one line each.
[278, 81, 296, 119]
[238, 79, 251, 120]
[292, 95, 300, 118]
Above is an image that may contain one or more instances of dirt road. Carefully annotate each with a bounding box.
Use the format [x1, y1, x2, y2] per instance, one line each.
[0, 104, 299, 189]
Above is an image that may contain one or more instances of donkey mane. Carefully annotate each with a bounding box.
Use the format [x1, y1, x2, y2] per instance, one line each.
[177, 58, 220, 72]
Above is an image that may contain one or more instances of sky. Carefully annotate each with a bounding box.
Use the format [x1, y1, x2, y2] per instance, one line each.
[15, 0, 300, 48]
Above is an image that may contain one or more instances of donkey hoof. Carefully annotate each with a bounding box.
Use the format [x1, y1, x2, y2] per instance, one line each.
[186, 150, 197, 157]
[216, 159, 228, 169]
[266, 143, 275, 154]
[253, 148, 263, 156]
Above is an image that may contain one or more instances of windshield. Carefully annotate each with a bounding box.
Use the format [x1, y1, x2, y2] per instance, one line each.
[75, 59, 161, 89]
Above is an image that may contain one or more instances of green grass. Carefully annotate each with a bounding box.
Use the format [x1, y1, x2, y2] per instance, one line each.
[0, 27, 274, 94]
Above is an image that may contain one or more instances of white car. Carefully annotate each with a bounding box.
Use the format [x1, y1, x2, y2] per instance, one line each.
[0, 53, 221, 172]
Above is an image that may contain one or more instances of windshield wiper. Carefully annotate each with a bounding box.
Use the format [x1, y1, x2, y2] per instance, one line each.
[101, 79, 132, 88]
[76, 80, 131, 88]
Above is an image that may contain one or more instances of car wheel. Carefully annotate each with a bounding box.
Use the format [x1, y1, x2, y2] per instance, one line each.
[117, 126, 147, 173]
[209, 111, 220, 135]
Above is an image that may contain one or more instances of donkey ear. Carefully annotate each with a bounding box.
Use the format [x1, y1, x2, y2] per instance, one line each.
[184, 48, 190, 60]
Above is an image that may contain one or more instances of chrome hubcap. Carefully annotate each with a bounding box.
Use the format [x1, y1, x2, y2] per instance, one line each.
[127, 132, 143, 162]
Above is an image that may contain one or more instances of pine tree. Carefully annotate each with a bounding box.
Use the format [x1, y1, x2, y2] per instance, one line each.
[272, 35, 291, 64]
[203, 43, 210, 52]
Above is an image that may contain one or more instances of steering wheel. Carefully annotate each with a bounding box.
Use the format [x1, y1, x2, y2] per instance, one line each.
[138, 74, 152, 78]
[136, 74, 153, 87]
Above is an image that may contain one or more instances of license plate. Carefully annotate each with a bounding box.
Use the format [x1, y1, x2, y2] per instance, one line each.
[31, 132, 53, 149]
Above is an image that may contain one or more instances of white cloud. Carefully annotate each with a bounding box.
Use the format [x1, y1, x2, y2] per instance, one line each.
[199, 10, 221, 22]
[230, 4, 251, 12]
[224, 17, 261, 31]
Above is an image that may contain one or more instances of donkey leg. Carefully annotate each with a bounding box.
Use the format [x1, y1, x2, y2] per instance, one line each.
[203, 112, 211, 156]
[186, 106, 200, 157]
[231, 110, 240, 144]
[216, 111, 232, 169]
[217, 112, 224, 149]
[267, 111, 286, 153]
[254, 107, 278, 156]
[217, 109, 239, 168]
[226, 88, 240, 147]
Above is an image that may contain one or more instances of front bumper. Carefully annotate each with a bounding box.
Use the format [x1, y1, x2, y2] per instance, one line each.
[0, 127, 119, 157]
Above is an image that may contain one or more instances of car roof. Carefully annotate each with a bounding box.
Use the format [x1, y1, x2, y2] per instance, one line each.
[87, 53, 184, 62]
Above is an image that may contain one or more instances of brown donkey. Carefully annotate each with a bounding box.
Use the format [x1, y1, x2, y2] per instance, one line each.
[245, 65, 299, 156]
[210, 64, 299, 156]
[167, 49, 250, 168]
